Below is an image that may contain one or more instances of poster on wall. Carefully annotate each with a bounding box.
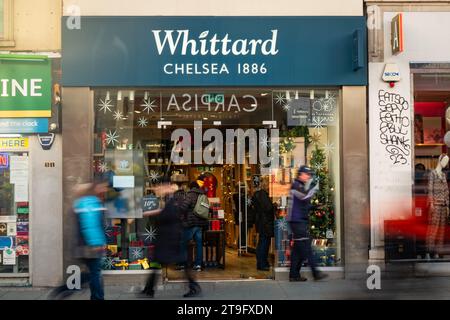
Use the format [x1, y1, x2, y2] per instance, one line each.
[16, 245, 29, 256]
[14, 184, 29, 202]
[423, 117, 443, 144]
[7, 223, 16, 236]
[0, 223, 7, 236]
[10, 170, 28, 184]
[10, 156, 29, 170]
[16, 235, 28, 246]
[287, 98, 311, 126]
[0, 216, 16, 223]
[414, 115, 424, 144]
[16, 222, 29, 236]
[2, 248, 16, 265]
[0, 236, 14, 249]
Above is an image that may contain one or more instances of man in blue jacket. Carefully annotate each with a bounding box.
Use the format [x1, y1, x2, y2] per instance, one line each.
[73, 181, 108, 300]
[287, 166, 327, 282]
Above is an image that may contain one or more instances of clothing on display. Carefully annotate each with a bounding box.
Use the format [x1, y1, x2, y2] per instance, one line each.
[426, 168, 449, 254]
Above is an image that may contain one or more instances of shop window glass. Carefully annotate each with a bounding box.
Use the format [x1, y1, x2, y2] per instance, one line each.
[0, 152, 30, 274]
[93, 88, 341, 272]
[271, 89, 341, 268]
[409, 72, 450, 261]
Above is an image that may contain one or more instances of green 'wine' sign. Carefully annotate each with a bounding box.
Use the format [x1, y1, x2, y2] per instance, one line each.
[0, 54, 51, 118]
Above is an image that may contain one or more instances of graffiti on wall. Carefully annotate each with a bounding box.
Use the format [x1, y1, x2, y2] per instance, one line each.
[378, 90, 410, 165]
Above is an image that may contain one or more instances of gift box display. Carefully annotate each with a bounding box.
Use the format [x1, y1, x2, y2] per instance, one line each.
[138, 258, 150, 270]
[149, 261, 161, 269]
[128, 247, 144, 262]
[130, 240, 144, 247]
[114, 259, 129, 270]
[105, 226, 121, 245]
[128, 261, 142, 270]
[102, 257, 115, 270]
[312, 244, 337, 267]
[107, 245, 118, 256]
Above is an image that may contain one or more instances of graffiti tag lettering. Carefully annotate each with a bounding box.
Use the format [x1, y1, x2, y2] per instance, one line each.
[378, 90, 410, 165]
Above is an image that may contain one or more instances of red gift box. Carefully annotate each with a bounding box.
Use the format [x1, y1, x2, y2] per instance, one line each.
[130, 240, 144, 247]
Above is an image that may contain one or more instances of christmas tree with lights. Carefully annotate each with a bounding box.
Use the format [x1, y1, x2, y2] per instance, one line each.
[309, 146, 335, 239]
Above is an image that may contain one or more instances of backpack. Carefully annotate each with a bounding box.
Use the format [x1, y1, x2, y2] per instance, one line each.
[193, 194, 210, 219]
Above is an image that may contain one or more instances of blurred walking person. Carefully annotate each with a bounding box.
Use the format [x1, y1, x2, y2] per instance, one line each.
[50, 180, 108, 300]
[73, 180, 108, 300]
[287, 166, 327, 282]
[142, 181, 202, 298]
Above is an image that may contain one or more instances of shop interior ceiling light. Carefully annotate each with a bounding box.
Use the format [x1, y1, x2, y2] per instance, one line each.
[310, 90, 315, 100]
[117, 90, 122, 101]
[295, 91, 299, 100]
[129, 90, 135, 101]
[144, 91, 149, 100]
[325, 90, 329, 99]
[286, 91, 291, 101]
[106, 91, 110, 101]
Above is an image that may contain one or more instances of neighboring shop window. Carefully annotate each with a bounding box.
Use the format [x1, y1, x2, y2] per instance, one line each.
[92, 88, 341, 271]
[0, 152, 30, 274]
[271, 89, 341, 268]
[405, 72, 450, 262]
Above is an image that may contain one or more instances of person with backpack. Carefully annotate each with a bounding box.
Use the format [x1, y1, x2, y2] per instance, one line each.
[180, 175, 210, 272]
[252, 179, 275, 271]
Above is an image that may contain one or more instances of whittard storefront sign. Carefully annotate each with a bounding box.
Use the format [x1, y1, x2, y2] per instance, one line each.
[62, 16, 367, 87]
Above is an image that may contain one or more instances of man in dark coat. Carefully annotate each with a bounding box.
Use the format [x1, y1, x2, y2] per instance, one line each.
[252, 179, 275, 271]
[287, 166, 328, 282]
[142, 182, 201, 298]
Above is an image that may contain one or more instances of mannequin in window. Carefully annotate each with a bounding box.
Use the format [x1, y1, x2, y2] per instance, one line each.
[426, 154, 449, 260]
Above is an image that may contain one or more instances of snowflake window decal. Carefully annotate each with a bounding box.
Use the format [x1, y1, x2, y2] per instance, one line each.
[282, 103, 291, 112]
[276, 219, 288, 231]
[137, 117, 148, 128]
[323, 142, 335, 155]
[312, 117, 326, 130]
[274, 93, 286, 105]
[312, 162, 324, 171]
[141, 98, 158, 113]
[113, 110, 123, 121]
[143, 226, 158, 242]
[149, 170, 161, 183]
[98, 98, 114, 114]
[98, 162, 109, 173]
[102, 257, 114, 270]
[130, 247, 143, 260]
[106, 130, 120, 146]
[260, 134, 270, 148]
